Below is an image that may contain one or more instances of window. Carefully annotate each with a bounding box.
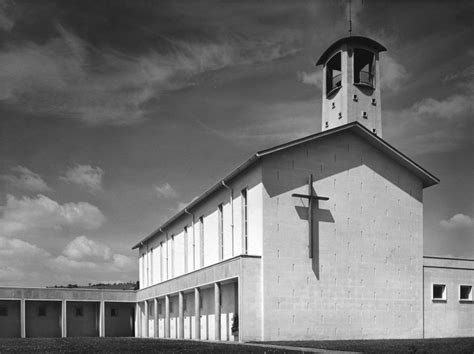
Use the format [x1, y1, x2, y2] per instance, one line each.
[432, 284, 446, 301]
[218, 204, 224, 261]
[0, 306, 7, 316]
[354, 48, 375, 87]
[141, 252, 145, 287]
[460, 285, 472, 301]
[242, 189, 248, 254]
[149, 247, 154, 285]
[170, 235, 175, 278]
[75, 306, 83, 317]
[110, 308, 118, 317]
[38, 306, 47, 316]
[160, 242, 164, 282]
[169, 301, 173, 314]
[199, 216, 204, 267]
[184, 226, 188, 273]
[326, 52, 341, 95]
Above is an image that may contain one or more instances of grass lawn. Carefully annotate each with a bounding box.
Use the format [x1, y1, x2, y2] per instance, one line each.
[259, 337, 474, 353]
[0, 337, 294, 353]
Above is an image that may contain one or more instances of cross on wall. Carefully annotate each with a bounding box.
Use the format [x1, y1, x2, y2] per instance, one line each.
[292, 174, 329, 258]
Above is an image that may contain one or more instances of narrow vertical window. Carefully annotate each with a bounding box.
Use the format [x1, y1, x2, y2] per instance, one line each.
[171, 235, 175, 278]
[150, 248, 154, 285]
[199, 216, 204, 267]
[159, 242, 163, 282]
[242, 188, 248, 254]
[166, 238, 169, 280]
[218, 204, 224, 261]
[184, 226, 188, 273]
[141, 252, 146, 287]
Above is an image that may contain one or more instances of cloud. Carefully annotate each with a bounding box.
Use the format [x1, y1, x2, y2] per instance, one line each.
[1, 166, 51, 192]
[297, 70, 322, 89]
[0, 0, 14, 31]
[384, 81, 473, 155]
[441, 214, 474, 231]
[49, 235, 135, 279]
[60, 165, 104, 192]
[0, 234, 136, 286]
[0, 236, 51, 285]
[0, 194, 105, 237]
[0, 25, 300, 125]
[63, 235, 112, 262]
[154, 182, 178, 198]
[380, 54, 409, 91]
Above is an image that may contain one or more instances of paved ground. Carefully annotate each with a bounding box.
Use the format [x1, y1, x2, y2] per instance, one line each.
[257, 337, 474, 353]
[0, 337, 473, 353]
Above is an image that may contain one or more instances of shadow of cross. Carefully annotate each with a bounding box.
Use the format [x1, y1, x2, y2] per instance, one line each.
[293, 174, 334, 279]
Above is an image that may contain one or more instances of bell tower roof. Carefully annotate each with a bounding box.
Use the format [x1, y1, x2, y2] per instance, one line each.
[316, 36, 386, 66]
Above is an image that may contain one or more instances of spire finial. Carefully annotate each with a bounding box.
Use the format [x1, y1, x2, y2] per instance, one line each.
[349, 0, 352, 36]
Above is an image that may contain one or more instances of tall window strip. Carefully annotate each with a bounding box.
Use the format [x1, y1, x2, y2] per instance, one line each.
[166, 237, 169, 280]
[242, 188, 248, 254]
[141, 253, 145, 287]
[171, 235, 175, 278]
[184, 226, 188, 273]
[218, 204, 224, 261]
[150, 247, 154, 285]
[159, 242, 163, 282]
[199, 216, 204, 267]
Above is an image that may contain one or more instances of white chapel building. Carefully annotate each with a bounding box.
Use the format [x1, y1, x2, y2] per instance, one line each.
[0, 35, 472, 341]
[131, 36, 473, 341]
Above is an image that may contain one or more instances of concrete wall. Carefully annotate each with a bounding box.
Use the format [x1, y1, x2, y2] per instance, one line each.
[26, 301, 61, 338]
[105, 302, 135, 337]
[0, 300, 21, 338]
[67, 301, 99, 337]
[261, 130, 424, 340]
[423, 257, 474, 338]
[138, 165, 263, 290]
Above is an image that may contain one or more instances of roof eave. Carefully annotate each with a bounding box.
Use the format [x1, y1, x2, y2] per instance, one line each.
[131, 154, 260, 250]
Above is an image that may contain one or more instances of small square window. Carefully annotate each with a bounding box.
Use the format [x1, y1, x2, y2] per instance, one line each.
[38, 306, 47, 316]
[460, 285, 472, 301]
[0, 306, 7, 316]
[432, 284, 446, 301]
[111, 308, 118, 317]
[75, 306, 83, 317]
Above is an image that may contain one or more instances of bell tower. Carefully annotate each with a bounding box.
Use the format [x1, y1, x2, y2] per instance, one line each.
[316, 36, 386, 136]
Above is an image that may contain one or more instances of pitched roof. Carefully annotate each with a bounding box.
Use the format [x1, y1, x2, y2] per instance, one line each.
[132, 122, 439, 249]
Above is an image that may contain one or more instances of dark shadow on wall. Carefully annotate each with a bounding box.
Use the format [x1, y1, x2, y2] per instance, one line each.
[295, 189, 335, 280]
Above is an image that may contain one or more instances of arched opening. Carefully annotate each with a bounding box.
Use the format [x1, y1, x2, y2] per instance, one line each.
[354, 48, 375, 87]
[326, 52, 341, 95]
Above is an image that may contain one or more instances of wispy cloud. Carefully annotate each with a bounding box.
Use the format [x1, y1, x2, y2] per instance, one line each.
[0, 234, 134, 286]
[441, 214, 474, 231]
[385, 67, 473, 155]
[0, 194, 105, 238]
[380, 54, 409, 91]
[0, 25, 300, 125]
[297, 70, 322, 89]
[154, 182, 178, 198]
[60, 164, 104, 193]
[1, 166, 51, 192]
[0, 0, 14, 32]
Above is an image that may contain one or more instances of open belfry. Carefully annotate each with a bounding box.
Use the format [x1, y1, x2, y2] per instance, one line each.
[0, 35, 472, 340]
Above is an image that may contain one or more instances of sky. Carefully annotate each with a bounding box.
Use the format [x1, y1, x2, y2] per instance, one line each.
[0, 0, 472, 287]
